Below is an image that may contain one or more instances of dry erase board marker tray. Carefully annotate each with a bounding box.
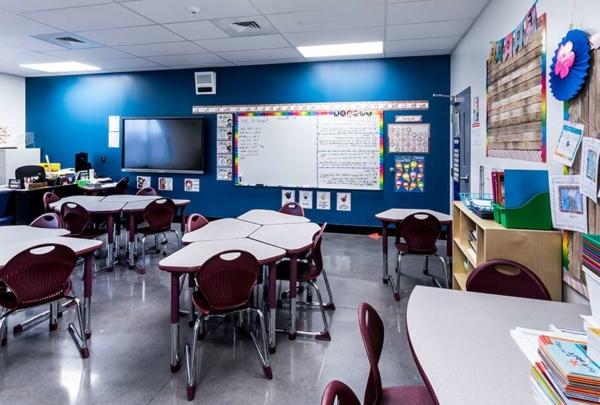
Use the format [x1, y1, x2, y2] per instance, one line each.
[492, 192, 552, 230]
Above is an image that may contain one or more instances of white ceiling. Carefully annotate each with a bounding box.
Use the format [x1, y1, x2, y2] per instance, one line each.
[0, 0, 490, 77]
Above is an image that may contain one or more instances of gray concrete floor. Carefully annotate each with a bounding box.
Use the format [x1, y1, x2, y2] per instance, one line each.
[0, 233, 446, 404]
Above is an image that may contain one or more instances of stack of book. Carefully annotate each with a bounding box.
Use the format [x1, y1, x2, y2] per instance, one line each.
[468, 229, 477, 252]
[588, 328, 600, 365]
[531, 335, 600, 404]
[583, 234, 600, 278]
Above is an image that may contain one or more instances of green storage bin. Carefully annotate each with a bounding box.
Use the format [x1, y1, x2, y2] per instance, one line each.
[492, 192, 552, 230]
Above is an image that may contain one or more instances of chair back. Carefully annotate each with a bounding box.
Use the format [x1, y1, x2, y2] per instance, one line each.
[321, 380, 361, 405]
[0, 244, 77, 307]
[358, 302, 385, 405]
[279, 202, 304, 217]
[466, 259, 551, 300]
[194, 250, 259, 312]
[187, 213, 209, 233]
[60, 202, 91, 236]
[43, 191, 60, 212]
[307, 223, 327, 274]
[114, 177, 129, 194]
[15, 165, 46, 181]
[142, 198, 176, 232]
[30, 213, 60, 229]
[397, 213, 441, 253]
[136, 187, 158, 196]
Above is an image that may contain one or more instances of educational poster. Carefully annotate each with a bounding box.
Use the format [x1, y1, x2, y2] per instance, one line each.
[184, 178, 200, 192]
[395, 155, 425, 192]
[486, 5, 546, 162]
[316, 191, 330, 210]
[336, 192, 351, 211]
[136, 176, 150, 189]
[388, 123, 429, 153]
[216, 113, 233, 181]
[108, 115, 120, 148]
[281, 189, 295, 205]
[472, 96, 480, 128]
[299, 190, 313, 209]
[554, 121, 584, 167]
[581, 137, 600, 199]
[395, 115, 422, 123]
[550, 175, 587, 233]
[158, 177, 173, 191]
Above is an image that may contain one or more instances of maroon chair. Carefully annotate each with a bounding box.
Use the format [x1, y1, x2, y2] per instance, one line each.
[186, 213, 209, 234]
[137, 198, 180, 267]
[391, 213, 448, 301]
[114, 177, 129, 194]
[30, 213, 61, 229]
[466, 259, 551, 300]
[185, 250, 271, 401]
[276, 223, 333, 340]
[43, 191, 60, 212]
[136, 186, 158, 196]
[359, 303, 434, 405]
[60, 202, 104, 239]
[279, 202, 304, 216]
[0, 244, 89, 358]
[322, 380, 361, 405]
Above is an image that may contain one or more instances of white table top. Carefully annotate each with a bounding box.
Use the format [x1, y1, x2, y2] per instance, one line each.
[238, 209, 310, 225]
[406, 286, 589, 405]
[0, 225, 69, 244]
[49, 198, 126, 214]
[375, 208, 452, 223]
[122, 198, 190, 212]
[0, 237, 103, 269]
[182, 218, 260, 244]
[249, 222, 320, 254]
[101, 195, 160, 203]
[79, 182, 118, 190]
[51, 195, 105, 204]
[159, 238, 286, 273]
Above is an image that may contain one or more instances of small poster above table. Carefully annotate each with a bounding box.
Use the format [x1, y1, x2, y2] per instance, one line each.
[388, 123, 430, 153]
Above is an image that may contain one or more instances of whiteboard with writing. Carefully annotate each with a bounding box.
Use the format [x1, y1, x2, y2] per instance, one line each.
[235, 111, 383, 190]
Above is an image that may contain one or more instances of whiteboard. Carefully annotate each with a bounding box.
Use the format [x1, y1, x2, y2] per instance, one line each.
[235, 111, 383, 190]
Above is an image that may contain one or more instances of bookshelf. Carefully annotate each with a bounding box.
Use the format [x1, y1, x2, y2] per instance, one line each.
[452, 201, 563, 301]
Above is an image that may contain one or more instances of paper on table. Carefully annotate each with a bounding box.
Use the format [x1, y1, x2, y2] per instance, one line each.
[580, 137, 600, 200]
[511, 327, 587, 365]
[549, 175, 588, 233]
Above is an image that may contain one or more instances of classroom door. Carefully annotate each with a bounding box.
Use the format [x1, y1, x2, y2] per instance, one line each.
[451, 87, 471, 200]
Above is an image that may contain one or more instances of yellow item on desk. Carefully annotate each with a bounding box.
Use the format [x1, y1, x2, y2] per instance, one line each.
[41, 163, 61, 172]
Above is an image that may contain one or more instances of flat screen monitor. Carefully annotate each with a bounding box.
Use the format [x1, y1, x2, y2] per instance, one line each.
[122, 117, 205, 174]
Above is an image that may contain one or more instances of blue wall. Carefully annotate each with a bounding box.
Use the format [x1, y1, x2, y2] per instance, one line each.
[26, 56, 450, 226]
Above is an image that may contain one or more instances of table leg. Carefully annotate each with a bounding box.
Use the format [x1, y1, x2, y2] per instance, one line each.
[382, 223, 389, 284]
[268, 262, 277, 353]
[180, 206, 186, 233]
[446, 222, 453, 258]
[288, 254, 298, 340]
[170, 273, 181, 373]
[83, 253, 93, 339]
[105, 214, 114, 270]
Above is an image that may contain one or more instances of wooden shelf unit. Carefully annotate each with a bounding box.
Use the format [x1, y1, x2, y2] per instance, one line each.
[452, 202, 563, 301]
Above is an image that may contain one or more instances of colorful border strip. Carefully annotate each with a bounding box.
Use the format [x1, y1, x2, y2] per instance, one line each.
[194, 100, 428, 114]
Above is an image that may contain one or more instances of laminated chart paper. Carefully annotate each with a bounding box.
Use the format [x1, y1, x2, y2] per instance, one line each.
[316, 191, 330, 210]
[281, 190, 295, 205]
[550, 175, 587, 233]
[299, 190, 313, 209]
[388, 123, 430, 153]
[580, 137, 600, 200]
[554, 121, 584, 167]
[184, 178, 199, 192]
[158, 177, 173, 191]
[136, 176, 150, 189]
[336, 192, 351, 211]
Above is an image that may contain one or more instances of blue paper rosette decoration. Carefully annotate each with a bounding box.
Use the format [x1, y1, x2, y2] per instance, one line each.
[549, 29, 592, 101]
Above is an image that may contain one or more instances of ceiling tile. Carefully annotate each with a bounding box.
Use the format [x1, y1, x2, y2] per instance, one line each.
[0, 35, 65, 51]
[45, 46, 133, 61]
[386, 0, 488, 24]
[251, 0, 384, 14]
[0, 0, 107, 13]
[116, 41, 205, 57]
[24, 3, 153, 31]
[266, 5, 385, 33]
[385, 36, 460, 53]
[165, 61, 233, 69]
[197, 34, 289, 53]
[163, 20, 228, 41]
[0, 10, 57, 36]
[219, 47, 302, 63]
[94, 57, 163, 69]
[284, 26, 384, 46]
[76, 25, 182, 46]
[233, 57, 304, 66]
[120, 0, 259, 24]
[385, 49, 449, 58]
[0, 50, 63, 64]
[386, 19, 473, 40]
[146, 52, 227, 66]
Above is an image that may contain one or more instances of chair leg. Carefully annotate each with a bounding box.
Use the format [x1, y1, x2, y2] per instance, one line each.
[67, 298, 89, 359]
[185, 317, 203, 401]
[321, 270, 335, 310]
[307, 282, 331, 341]
[249, 309, 272, 379]
[0, 313, 8, 347]
[188, 275, 196, 327]
[438, 255, 449, 288]
[154, 234, 160, 252]
[394, 254, 404, 302]
[49, 302, 58, 331]
[140, 236, 146, 269]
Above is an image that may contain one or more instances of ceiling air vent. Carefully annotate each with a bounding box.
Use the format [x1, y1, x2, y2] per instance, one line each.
[211, 16, 277, 37]
[32, 32, 102, 50]
[230, 20, 261, 32]
[55, 36, 85, 44]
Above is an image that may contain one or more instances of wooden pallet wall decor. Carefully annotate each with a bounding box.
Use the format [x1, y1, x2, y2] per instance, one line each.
[486, 10, 547, 162]
[564, 46, 600, 297]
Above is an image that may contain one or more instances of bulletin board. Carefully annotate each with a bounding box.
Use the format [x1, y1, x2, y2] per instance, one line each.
[563, 47, 600, 297]
[234, 110, 384, 190]
[486, 6, 547, 162]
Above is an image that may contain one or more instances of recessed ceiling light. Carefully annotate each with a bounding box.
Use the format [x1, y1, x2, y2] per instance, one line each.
[19, 61, 101, 73]
[297, 41, 383, 58]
